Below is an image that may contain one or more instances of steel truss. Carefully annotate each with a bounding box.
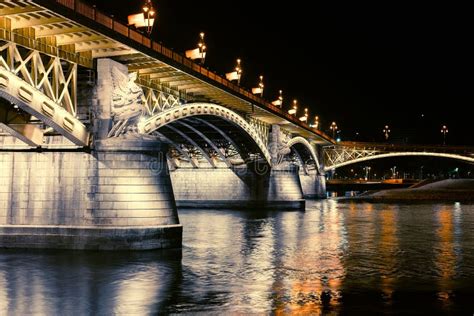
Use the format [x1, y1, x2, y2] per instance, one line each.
[0, 41, 89, 146]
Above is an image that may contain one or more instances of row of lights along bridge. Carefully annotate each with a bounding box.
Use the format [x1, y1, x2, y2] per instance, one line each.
[130, 2, 451, 143]
[128, 1, 328, 131]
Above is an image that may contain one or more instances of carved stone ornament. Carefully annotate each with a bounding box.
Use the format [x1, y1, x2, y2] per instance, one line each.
[107, 67, 146, 138]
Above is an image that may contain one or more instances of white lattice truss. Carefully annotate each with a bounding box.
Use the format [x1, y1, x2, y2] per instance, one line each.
[323, 146, 474, 171]
[0, 41, 89, 146]
[0, 41, 77, 114]
[248, 116, 270, 148]
[140, 85, 181, 116]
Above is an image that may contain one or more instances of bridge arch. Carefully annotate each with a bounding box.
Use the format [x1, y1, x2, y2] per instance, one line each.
[324, 152, 474, 171]
[287, 136, 321, 172]
[138, 102, 272, 167]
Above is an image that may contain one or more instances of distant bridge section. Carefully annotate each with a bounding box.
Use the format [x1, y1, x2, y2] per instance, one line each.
[323, 141, 474, 171]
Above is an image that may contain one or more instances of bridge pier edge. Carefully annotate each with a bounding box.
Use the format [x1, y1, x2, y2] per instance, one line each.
[299, 171, 327, 199]
[170, 164, 305, 210]
[0, 139, 182, 250]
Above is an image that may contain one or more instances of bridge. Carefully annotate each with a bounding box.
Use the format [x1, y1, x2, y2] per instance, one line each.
[324, 142, 474, 171]
[0, 0, 472, 250]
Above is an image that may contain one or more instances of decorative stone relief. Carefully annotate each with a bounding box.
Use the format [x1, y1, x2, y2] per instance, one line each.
[107, 67, 146, 138]
[268, 125, 291, 167]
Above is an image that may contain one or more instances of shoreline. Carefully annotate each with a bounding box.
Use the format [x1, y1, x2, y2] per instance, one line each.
[343, 179, 474, 203]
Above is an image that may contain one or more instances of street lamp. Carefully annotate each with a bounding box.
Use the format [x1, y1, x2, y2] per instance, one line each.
[142, 0, 156, 36]
[441, 125, 448, 145]
[383, 125, 391, 140]
[288, 99, 298, 116]
[271, 90, 283, 108]
[364, 166, 371, 181]
[299, 108, 308, 122]
[251, 75, 264, 97]
[235, 59, 242, 85]
[198, 32, 206, 64]
[330, 122, 338, 139]
[128, 0, 156, 35]
[225, 58, 242, 84]
[390, 166, 397, 179]
[310, 116, 319, 129]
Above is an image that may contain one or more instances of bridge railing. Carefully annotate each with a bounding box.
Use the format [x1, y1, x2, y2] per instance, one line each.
[44, 0, 333, 142]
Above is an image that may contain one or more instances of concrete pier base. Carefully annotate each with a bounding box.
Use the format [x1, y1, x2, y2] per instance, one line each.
[300, 171, 327, 199]
[0, 139, 182, 250]
[0, 225, 182, 250]
[171, 165, 305, 210]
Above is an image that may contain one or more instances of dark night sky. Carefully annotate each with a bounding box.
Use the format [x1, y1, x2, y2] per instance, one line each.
[84, 0, 473, 145]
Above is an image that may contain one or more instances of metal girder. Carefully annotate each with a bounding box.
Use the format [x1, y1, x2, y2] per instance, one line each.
[0, 122, 43, 147]
[10, 17, 64, 30]
[0, 100, 43, 146]
[191, 117, 246, 161]
[0, 5, 44, 16]
[92, 48, 136, 58]
[154, 130, 198, 168]
[164, 124, 215, 168]
[73, 40, 122, 53]
[56, 34, 105, 46]
[0, 66, 89, 146]
[139, 83, 181, 115]
[175, 120, 232, 168]
[0, 42, 77, 116]
[34, 25, 88, 38]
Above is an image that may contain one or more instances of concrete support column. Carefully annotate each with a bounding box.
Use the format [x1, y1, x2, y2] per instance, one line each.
[300, 170, 327, 199]
[92, 139, 182, 249]
[0, 140, 182, 250]
[265, 166, 305, 209]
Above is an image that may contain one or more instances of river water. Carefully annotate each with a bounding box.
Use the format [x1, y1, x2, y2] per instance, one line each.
[1, 200, 474, 314]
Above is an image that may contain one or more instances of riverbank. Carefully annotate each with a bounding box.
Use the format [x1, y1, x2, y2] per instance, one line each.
[351, 179, 474, 202]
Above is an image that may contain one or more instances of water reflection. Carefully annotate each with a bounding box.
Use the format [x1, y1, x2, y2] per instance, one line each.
[1, 201, 474, 314]
[377, 205, 399, 303]
[0, 250, 181, 314]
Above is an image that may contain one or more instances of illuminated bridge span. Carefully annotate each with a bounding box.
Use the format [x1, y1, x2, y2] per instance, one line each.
[0, 0, 331, 250]
[0, 1, 472, 251]
[323, 142, 474, 171]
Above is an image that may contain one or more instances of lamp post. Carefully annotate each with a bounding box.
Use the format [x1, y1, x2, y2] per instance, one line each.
[198, 32, 206, 64]
[142, 0, 156, 36]
[299, 108, 308, 122]
[278, 90, 283, 106]
[383, 125, 391, 140]
[310, 116, 319, 129]
[330, 122, 338, 139]
[258, 75, 264, 97]
[235, 58, 242, 85]
[441, 125, 448, 145]
[390, 166, 397, 179]
[288, 99, 297, 116]
[364, 166, 371, 181]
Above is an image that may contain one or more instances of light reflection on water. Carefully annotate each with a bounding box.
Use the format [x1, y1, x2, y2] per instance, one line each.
[1, 200, 474, 314]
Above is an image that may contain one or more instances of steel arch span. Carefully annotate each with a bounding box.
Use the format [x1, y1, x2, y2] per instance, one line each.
[324, 152, 474, 171]
[287, 136, 321, 172]
[138, 102, 272, 166]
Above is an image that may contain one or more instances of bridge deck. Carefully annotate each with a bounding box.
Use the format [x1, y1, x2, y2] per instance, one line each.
[1, 0, 332, 145]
